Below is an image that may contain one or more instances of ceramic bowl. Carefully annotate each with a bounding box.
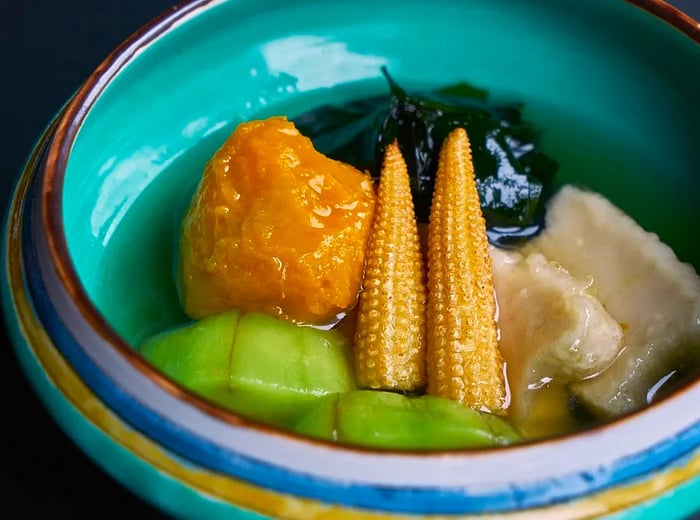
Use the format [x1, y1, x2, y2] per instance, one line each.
[3, 0, 700, 518]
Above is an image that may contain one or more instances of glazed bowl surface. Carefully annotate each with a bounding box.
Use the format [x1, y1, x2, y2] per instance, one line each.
[3, 0, 700, 518]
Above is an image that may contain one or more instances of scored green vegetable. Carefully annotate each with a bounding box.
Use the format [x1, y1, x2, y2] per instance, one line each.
[294, 390, 522, 449]
[140, 313, 523, 445]
[139, 311, 356, 427]
[229, 312, 356, 424]
[294, 68, 558, 246]
[140, 311, 239, 394]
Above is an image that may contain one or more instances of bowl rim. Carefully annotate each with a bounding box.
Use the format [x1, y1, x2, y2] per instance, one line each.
[38, 0, 700, 457]
[10, 121, 700, 517]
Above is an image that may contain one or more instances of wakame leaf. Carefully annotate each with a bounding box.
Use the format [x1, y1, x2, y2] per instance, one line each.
[293, 69, 558, 246]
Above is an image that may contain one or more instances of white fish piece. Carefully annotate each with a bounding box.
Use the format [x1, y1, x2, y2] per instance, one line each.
[491, 247, 623, 436]
[526, 185, 700, 417]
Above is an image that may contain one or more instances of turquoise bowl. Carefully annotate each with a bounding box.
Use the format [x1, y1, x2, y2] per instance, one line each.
[3, 0, 700, 518]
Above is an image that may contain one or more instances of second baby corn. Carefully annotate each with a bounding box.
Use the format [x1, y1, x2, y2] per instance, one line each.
[353, 141, 427, 391]
[426, 128, 506, 412]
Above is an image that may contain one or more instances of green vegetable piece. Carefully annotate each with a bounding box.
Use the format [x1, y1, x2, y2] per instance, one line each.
[291, 393, 341, 441]
[140, 311, 356, 428]
[140, 311, 240, 394]
[228, 313, 356, 424]
[294, 390, 521, 449]
[293, 68, 558, 246]
[231, 313, 355, 398]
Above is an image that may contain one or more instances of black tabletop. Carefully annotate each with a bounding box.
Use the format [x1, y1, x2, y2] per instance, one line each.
[2, 1, 699, 518]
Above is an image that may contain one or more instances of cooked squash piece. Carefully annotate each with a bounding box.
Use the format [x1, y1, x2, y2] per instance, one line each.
[526, 186, 700, 416]
[180, 117, 376, 324]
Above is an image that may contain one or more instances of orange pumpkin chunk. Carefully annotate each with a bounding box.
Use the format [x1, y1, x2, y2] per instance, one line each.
[179, 116, 376, 324]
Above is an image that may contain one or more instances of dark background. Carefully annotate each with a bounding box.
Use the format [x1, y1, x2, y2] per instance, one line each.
[1, 1, 699, 518]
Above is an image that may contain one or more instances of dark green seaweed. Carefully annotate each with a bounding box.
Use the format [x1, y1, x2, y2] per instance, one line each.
[294, 68, 558, 246]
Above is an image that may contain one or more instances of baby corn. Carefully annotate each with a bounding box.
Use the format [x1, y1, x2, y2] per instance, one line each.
[426, 128, 506, 411]
[353, 141, 427, 391]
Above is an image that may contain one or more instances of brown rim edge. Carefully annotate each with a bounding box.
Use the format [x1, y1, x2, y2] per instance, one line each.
[38, 0, 700, 457]
[626, 0, 700, 39]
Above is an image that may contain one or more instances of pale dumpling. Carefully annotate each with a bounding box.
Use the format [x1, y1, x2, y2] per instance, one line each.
[526, 185, 700, 417]
[491, 247, 623, 436]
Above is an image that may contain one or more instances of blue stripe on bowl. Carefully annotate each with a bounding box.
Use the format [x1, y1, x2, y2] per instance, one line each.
[20, 149, 700, 514]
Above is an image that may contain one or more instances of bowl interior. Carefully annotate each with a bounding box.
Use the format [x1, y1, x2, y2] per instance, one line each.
[62, 0, 700, 352]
